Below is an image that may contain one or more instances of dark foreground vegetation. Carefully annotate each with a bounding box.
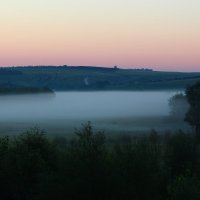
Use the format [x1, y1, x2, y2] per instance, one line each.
[1, 124, 200, 200]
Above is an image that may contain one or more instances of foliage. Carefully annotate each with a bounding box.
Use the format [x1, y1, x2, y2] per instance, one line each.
[0, 124, 200, 199]
[185, 81, 200, 139]
[164, 131, 199, 177]
[168, 174, 200, 200]
[168, 93, 189, 120]
[3, 128, 57, 200]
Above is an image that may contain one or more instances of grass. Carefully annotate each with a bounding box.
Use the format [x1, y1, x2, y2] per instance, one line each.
[0, 115, 191, 137]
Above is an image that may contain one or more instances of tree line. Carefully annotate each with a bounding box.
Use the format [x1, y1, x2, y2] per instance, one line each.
[169, 81, 200, 139]
[0, 86, 53, 95]
[0, 124, 200, 200]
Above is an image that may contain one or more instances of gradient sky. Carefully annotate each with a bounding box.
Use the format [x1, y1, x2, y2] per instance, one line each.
[0, 0, 200, 71]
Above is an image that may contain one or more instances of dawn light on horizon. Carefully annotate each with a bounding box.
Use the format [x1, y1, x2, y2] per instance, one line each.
[0, 0, 200, 71]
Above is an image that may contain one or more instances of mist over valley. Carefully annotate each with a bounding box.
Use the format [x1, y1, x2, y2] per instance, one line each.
[0, 91, 190, 135]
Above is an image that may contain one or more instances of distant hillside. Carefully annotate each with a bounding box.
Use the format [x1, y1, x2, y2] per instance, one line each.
[0, 66, 200, 91]
[0, 86, 53, 95]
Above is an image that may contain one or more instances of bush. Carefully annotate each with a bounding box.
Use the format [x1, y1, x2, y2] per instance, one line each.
[168, 174, 200, 200]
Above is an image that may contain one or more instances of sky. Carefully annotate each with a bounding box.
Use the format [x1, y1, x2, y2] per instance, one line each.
[0, 0, 200, 72]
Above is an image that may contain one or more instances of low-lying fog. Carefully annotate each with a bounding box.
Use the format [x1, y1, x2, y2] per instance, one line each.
[0, 91, 176, 120]
[0, 91, 189, 134]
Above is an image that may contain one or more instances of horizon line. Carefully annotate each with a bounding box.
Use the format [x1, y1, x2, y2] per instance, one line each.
[0, 65, 200, 73]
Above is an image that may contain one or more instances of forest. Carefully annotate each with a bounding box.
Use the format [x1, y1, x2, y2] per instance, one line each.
[0, 124, 200, 200]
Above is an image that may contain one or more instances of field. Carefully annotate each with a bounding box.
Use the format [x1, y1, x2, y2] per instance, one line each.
[0, 116, 191, 138]
[1, 66, 200, 91]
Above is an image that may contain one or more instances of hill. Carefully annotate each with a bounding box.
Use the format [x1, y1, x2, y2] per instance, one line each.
[0, 66, 200, 91]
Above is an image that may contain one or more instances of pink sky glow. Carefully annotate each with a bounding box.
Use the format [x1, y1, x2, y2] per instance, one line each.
[0, 0, 199, 72]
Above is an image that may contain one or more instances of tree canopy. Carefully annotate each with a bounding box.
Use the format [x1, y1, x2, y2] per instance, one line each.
[185, 81, 200, 139]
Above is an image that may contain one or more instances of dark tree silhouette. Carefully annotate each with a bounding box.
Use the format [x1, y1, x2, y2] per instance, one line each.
[169, 93, 189, 120]
[185, 82, 200, 140]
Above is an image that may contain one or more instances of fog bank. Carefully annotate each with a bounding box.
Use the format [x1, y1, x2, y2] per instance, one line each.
[0, 91, 178, 122]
